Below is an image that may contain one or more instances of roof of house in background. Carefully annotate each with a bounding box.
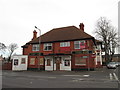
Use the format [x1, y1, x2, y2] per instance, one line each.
[95, 39, 103, 44]
[26, 26, 94, 44]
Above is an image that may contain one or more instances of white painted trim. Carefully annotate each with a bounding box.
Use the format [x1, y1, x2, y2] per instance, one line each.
[45, 55, 71, 71]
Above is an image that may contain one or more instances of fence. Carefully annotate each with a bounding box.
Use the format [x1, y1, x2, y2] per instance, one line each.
[2, 61, 12, 70]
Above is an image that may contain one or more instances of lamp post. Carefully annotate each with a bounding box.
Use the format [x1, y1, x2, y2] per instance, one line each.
[35, 26, 41, 70]
[88, 51, 90, 71]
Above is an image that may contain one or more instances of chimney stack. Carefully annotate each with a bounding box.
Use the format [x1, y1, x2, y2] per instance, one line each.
[79, 23, 84, 31]
[32, 30, 37, 40]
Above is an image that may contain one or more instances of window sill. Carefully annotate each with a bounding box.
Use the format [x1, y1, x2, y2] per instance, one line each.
[75, 64, 86, 66]
[21, 63, 26, 64]
[32, 50, 39, 52]
[30, 64, 35, 66]
[43, 50, 52, 51]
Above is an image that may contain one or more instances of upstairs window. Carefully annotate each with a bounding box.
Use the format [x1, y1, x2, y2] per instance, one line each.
[44, 43, 52, 51]
[32, 44, 39, 51]
[74, 41, 80, 49]
[74, 40, 86, 49]
[60, 42, 70, 47]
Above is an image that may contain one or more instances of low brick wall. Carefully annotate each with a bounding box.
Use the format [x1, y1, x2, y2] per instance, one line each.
[2, 62, 12, 70]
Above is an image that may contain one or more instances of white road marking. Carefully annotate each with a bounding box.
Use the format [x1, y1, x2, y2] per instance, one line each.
[109, 73, 113, 80]
[113, 73, 118, 81]
[72, 80, 78, 82]
[83, 75, 90, 77]
[72, 78, 84, 82]
[78, 79, 84, 81]
[109, 73, 120, 83]
[63, 74, 90, 77]
[63, 75, 81, 76]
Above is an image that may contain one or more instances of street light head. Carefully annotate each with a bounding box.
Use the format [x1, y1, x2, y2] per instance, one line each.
[35, 26, 37, 29]
[35, 26, 41, 31]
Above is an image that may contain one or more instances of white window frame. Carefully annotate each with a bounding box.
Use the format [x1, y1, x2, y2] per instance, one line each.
[60, 42, 70, 47]
[64, 59, 70, 66]
[14, 59, 19, 65]
[74, 41, 80, 49]
[32, 44, 39, 51]
[44, 43, 52, 51]
[74, 40, 85, 49]
[21, 58, 26, 64]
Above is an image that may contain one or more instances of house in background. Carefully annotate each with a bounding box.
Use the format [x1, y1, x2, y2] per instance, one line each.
[102, 54, 120, 64]
[22, 23, 102, 71]
[95, 40, 102, 67]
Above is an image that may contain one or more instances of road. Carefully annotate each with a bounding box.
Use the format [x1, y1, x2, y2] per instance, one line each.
[2, 67, 120, 88]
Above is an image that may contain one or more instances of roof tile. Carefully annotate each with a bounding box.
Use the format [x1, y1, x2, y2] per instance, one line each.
[27, 26, 94, 44]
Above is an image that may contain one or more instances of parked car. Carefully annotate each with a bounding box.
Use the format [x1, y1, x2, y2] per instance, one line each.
[107, 62, 118, 69]
[117, 62, 120, 66]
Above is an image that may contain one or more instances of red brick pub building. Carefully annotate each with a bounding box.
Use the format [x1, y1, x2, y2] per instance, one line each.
[22, 23, 102, 71]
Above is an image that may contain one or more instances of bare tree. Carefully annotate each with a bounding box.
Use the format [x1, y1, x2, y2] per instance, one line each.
[8, 43, 18, 61]
[0, 42, 6, 51]
[107, 27, 119, 61]
[0, 43, 6, 55]
[95, 17, 119, 64]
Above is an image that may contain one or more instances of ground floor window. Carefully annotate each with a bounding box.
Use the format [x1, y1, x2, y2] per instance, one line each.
[14, 59, 18, 65]
[39, 58, 44, 65]
[30, 58, 35, 65]
[75, 57, 86, 65]
[21, 58, 26, 64]
[64, 60, 70, 66]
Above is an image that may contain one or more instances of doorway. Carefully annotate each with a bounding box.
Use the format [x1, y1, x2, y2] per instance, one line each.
[55, 57, 61, 71]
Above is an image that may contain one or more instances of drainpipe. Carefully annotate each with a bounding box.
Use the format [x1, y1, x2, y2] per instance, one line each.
[35, 26, 41, 71]
[88, 51, 90, 71]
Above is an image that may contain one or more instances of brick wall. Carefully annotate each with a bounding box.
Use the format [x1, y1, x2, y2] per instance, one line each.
[2, 62, 12, 70]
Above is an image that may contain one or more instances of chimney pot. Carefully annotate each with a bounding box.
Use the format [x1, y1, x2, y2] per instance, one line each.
[79, 23, 84, 31]
[32, 30, 37, 40]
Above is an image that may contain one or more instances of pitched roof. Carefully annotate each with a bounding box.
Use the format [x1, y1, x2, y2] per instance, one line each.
[26, 26, 94, 44]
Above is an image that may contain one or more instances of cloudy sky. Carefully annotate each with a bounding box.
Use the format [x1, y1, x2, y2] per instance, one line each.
[0, 0, 119, 55]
